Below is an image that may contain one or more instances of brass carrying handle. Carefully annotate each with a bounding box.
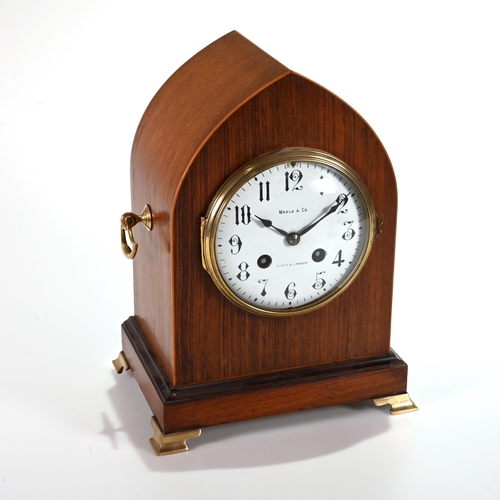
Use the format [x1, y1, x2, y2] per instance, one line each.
[120, 205, 153, 259]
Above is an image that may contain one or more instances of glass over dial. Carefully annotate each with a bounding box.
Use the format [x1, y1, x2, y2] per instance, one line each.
[201, 148, 377, 316]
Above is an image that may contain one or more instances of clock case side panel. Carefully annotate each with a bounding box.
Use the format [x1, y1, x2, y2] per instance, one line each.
[173, 72, 399, 386]
[129, 31, 290, 381]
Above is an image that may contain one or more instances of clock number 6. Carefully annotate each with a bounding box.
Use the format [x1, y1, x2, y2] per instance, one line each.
[284, 282, 297, 300]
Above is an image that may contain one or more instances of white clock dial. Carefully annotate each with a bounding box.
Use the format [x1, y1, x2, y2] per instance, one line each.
[202, 148, 376, 316]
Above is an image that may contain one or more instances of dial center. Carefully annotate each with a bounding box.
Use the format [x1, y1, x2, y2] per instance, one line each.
[286, 232, 301, 246]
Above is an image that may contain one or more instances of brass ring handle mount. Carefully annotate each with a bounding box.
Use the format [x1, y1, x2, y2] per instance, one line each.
[120, 205, 153, 259]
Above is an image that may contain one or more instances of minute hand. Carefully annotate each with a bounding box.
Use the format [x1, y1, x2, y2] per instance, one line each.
[297, 194, 348, 237]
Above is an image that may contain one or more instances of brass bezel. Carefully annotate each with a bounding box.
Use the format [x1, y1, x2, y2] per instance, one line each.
[201, 147, 377, 317]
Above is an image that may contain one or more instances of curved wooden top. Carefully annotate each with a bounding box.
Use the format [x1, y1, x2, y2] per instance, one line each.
[131, 31, 290, 214]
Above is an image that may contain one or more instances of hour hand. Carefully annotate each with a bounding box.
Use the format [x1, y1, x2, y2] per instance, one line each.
[255, 215, 290, 237]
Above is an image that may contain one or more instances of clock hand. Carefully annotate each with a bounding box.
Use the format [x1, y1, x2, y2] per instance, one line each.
[255, 215, 290, 238]
[297, 194, 348, 237]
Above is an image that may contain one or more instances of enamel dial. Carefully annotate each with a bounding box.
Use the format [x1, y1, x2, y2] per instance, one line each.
[201, 148, 377, 316]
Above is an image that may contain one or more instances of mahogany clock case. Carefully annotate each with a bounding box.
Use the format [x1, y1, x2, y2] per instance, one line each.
[119, 31, 411, 435]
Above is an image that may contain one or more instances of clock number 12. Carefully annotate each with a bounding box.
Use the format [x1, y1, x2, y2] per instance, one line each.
[285, 170, 303, 191]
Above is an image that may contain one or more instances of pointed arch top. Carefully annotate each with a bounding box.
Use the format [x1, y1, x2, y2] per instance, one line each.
[131, 31, 290, 213]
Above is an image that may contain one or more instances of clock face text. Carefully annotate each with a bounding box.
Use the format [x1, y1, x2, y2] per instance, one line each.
[209, 154, 374, 314]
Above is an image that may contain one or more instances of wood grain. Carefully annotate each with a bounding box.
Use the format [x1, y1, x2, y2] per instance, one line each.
[122, 317, 408, 434]
[129, 31, 398, 389]
[130, 31, 289, 382]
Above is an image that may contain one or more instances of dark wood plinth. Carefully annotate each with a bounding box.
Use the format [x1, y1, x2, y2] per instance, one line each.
[121, 317, 408, 434]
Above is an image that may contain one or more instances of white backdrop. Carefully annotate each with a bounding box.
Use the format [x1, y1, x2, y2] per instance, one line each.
[1, 1, 499, 499]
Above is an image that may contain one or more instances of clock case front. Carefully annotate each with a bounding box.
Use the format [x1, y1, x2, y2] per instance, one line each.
[119, 31, 411, 440]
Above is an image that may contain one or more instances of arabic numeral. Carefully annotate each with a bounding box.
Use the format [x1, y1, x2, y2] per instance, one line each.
[285, 170, 303, 191]
[284, 282, 297, 300]
[237, 261, 250, 281]
[312, 271, 326, 290]
[336, 194, 349, 214]
[259, 181, 271, 202]
[332, 250, 345, 267]
[258, 278, 269, 296]
[342, 221, 356, 240]
[229, 235, 242, 254]
[235, 204, 251, 225]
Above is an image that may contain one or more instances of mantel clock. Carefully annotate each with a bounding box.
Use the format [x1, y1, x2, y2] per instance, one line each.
[114, 31, 417, 455]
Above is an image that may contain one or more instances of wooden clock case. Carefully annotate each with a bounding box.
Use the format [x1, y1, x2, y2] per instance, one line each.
[115, 31, 416, 454]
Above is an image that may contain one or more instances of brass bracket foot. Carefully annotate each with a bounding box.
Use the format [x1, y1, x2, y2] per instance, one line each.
[373, 392, 418, 415]
[112, 351, 130, 374]
[149, 416, 202, 456]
